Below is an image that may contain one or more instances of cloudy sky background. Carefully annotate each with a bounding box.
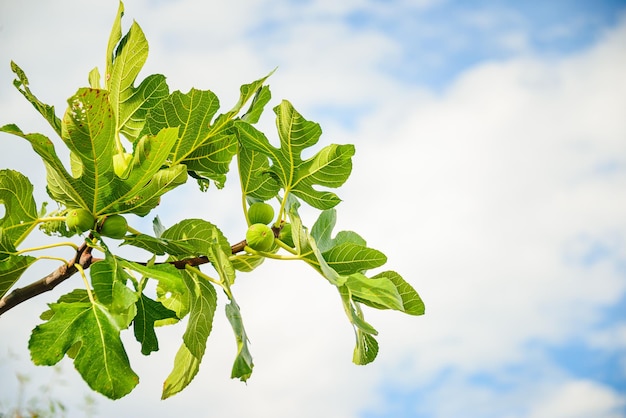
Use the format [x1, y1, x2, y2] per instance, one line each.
[1, 0, 625, 417]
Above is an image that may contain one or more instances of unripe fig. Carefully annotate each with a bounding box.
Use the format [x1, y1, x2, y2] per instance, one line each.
[245, 223, 275, 252]
[278, 222, 295, 247]
[247, 202, 274, 225]
[66, 208, 95, 234]
[113, 152, 133, 177]
[100, 214, 128, 239]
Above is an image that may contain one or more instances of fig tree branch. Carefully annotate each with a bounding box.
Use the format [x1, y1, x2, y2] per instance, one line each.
[0, 226, 282, 317]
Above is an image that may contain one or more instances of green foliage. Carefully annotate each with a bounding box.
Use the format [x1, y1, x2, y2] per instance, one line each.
[29, 294, 139, 399]
[0, 1, 424, 401]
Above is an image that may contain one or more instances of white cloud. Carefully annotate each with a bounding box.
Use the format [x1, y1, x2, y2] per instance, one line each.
[0, 2, 625, 418]
[527, 380, 626, 418]
[344, 14, 626, 382]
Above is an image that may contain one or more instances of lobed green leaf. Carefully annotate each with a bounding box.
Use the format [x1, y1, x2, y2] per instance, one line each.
[119, 74, 169, 142]
[61, 88, 116, 213]
[237, 140, 280, 200]
[29, 300, 139, 399]
[142, 88, 233, 187]
[0, 170, 39, 298]
[236, 101, 354, 209]
[229, 70, 274, 122]
[3, 103, 184, 218]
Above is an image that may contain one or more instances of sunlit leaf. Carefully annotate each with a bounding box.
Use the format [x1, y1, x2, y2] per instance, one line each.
[0, 124, 86, 210]
[238, 142, 279, 200]
[161, 343, 200, 400]
[0, 250, 35, 300]
[161, 218, 231, 257]
[236, 101, 354, 209]
[311, 209, 366, 252]
[344, 272, 403, 312]
[230, 253, 264, 272]
[0, 169, 39, 298]
[61, 88, 116, 213]
[241, 84, 272, 124]
[0, 170, 38, 246]
[121, 233, 195, 256]
[353, 331, 379, 365]
[142, 88, 235, 188]
[100, 127, 186, 216]
[10, 62, 62, 136]
[2, 119, 185, 218]
[354, 271, 425, 315]
[162, 271, 217, 398]
[29, 300, 139, 399]
[323, 243, 387, 275]
[90, 255, 138, 328]
[105, 1, 124, 84]
[226, 69, 274, 123]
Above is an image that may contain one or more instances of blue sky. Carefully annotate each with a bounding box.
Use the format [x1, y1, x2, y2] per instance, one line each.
[0, 1, 625, 417]
[343, 0, 626, 87]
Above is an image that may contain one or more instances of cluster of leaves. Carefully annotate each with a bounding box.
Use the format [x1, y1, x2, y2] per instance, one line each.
[0, 2, 424, 401]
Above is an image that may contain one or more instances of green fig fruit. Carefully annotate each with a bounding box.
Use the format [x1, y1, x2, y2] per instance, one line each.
[247, 202, 275, 225]
[66, 208, 95, 234]
[100, 214, 128, 239]
[278, 222, 295, 247]
[113, 152, 133, 177]
[246, 223, 275, 252]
